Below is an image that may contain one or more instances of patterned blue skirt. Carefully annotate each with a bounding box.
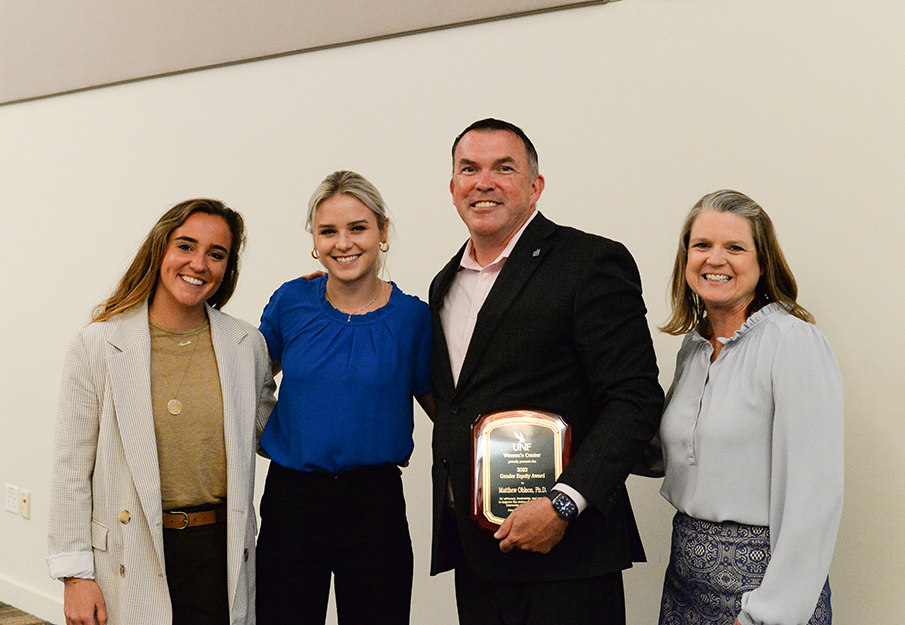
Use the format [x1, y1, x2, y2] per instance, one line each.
[659, 512, 832, 625]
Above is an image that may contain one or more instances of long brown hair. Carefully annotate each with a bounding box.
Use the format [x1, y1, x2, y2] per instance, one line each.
[92, 199, 246, 322]
[660, 189, 814, 336]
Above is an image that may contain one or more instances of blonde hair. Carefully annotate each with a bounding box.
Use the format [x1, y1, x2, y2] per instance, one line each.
[306, 171, 389, 234]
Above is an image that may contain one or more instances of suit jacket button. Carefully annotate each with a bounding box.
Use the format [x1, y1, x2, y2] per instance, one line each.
[119, 510, 131, 524]
[244, 548, 249, 561]
[441, 458, 448, 468]
[120, 565, 126, 578]
[450, 406, 459, 415]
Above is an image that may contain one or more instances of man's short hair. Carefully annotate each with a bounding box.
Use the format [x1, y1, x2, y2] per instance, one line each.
[451, 118, 539, 178]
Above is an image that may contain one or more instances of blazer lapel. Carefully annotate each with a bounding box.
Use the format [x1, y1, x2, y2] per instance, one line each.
[431, 244, 467, 396]
[207, 307, 251, 604]
[106, 301, 166, 571]
[208, 307, 252, 496]
[454, 213, 555, 393]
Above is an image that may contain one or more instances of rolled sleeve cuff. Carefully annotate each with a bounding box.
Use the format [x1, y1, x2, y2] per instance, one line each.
[47, 552, 95, 581]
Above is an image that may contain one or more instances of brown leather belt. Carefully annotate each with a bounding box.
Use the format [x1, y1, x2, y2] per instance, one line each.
[162, 506, 227, 530]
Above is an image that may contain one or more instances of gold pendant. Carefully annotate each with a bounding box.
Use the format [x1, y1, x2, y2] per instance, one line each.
[167, 399, 183, 415]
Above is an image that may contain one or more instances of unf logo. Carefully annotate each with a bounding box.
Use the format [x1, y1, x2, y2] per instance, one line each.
[512, 431, 532, 452]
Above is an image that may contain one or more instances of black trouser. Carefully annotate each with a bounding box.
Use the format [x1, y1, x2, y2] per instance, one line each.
[454, 564, 626, 625]
[256, 462, 414, 625]
[163, 505, 229, 625]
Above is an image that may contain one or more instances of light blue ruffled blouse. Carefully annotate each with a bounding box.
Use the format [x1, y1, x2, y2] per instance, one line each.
[660, 303, 844, 625]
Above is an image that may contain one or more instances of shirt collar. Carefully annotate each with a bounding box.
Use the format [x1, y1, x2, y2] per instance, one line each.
[459, 210, 539, 272]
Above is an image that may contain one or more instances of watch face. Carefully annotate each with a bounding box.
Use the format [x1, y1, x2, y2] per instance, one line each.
[552, 493, 578, 521]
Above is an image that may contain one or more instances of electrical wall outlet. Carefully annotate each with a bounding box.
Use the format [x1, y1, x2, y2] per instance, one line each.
[5, 484, 19, 514]
[20, 489, 31, 519]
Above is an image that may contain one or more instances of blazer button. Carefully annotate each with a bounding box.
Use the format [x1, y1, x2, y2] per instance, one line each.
[449, 405, 459, 415]
[119, 510, 131, 524]
[120, 565, 126, 578]
[244, 548, 249, 562]
[441, 458, 448, 468]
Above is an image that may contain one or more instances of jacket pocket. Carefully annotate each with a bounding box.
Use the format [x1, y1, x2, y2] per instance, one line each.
[91, 519, 109, 551]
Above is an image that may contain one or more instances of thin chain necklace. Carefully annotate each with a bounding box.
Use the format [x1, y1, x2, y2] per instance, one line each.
[150, 317, 207, 415]
[326, 281, 386, 322]
[150, 314, 207, 346]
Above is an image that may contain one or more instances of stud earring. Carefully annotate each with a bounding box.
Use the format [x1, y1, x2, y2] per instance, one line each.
[311, 248, 319, 259]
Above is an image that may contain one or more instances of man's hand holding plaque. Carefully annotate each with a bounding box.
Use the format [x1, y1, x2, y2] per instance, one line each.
[494, 497, 568, 553]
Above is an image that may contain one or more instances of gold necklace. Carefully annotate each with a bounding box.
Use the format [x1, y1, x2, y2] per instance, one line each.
[150, 315, 207, 347]
[151, 320, 206, 415]
[326, 282, 385, 322]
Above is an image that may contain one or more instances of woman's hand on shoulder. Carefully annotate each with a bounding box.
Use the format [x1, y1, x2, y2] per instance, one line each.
[63, 578, 107, 625]
[300, 271, 326, 280]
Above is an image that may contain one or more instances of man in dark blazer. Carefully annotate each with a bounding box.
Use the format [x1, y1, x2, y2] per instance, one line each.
[429, 118, 663, 624]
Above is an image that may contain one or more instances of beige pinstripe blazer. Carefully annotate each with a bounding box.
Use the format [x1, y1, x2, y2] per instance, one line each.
[47, 301, 276, 625]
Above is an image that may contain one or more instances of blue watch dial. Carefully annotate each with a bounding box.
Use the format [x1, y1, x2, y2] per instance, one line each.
[547, 490, 578, 521]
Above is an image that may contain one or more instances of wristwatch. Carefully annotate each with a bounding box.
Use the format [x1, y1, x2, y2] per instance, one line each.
[545, 489, 579, 522]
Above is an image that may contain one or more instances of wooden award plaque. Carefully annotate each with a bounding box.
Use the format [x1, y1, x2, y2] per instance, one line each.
[470, 409, 572, 533]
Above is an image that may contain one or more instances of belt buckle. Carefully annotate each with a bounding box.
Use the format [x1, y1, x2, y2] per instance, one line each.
[171, 510, 190, 530]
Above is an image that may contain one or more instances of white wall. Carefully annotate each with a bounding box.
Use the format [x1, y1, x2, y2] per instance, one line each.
[1, 0, 902, 622]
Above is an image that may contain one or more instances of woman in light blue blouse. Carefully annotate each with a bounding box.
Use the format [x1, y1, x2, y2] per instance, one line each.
[255, 171, 433, 625]
[657, 190, 843, 625]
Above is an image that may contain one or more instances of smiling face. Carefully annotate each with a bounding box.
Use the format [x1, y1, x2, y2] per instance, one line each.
[685, 209, 762, 321]
[313, 193, 387, 285]
[450, 129, 544, 262]
[152, 212, 232, 324]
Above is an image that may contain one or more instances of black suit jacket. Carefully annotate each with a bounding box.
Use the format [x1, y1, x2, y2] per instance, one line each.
[429, 212, 663, 581]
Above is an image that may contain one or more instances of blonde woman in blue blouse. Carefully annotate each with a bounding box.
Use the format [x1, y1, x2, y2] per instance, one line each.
[255, 171, 432, 625]
[657, 190, 843, 625]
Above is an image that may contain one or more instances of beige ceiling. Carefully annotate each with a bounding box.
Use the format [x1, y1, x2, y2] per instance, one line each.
[0, 0, 607, 105]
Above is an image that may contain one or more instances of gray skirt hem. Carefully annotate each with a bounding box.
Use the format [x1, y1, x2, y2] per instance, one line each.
[658, 512, 831, 625]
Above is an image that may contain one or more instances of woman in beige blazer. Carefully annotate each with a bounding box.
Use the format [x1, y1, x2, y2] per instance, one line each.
[48, 199, 276, 625]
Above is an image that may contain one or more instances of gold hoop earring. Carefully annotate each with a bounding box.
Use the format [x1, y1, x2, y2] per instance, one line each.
[311, 248, 319, 259]
[379, 241, 389, 252]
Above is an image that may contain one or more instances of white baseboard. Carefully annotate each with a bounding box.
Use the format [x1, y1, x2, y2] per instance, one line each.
[0, 575, 63, 625]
